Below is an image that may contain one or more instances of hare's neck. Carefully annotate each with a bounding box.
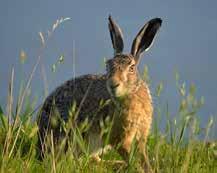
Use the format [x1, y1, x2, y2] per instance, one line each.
[118, 82, 152, 113]
[115, 85, 153, 125]
[132, 79, 143, 93]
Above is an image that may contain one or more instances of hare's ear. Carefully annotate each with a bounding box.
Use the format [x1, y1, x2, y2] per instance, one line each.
[131, 18, 162, 63]
[108, 15, 124, 55]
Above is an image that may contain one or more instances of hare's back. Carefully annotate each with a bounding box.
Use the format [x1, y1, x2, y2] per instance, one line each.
[38, 74, 111, 128]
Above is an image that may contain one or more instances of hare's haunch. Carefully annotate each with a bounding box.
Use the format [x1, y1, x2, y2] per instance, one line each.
[37, 16, 162, 171]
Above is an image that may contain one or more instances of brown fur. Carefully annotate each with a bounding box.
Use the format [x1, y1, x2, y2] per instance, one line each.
[37, 16, 162, 172]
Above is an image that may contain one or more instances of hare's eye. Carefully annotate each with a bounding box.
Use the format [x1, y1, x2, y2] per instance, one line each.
[129, 65, 135, 73]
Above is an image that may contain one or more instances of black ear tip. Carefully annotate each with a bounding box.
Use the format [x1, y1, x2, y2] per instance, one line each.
[148, 18, 163, 27]
[153, 18, 163, 26]
[108, 15, 112, 21]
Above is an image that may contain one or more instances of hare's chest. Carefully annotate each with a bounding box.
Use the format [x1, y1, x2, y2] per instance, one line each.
[110, 97, 153, 142]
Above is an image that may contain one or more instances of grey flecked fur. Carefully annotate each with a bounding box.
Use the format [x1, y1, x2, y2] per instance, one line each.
[37, 74, 112, 155]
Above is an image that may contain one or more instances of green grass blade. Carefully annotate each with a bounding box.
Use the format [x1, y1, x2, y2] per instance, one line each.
[0, 105, 6, 129]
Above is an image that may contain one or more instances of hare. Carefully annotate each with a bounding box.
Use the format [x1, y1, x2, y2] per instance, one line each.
[37, 15, 162, 171]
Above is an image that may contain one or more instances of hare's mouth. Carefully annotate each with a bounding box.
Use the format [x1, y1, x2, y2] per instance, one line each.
[108, 83, 120, 96]
[110, 83, 120, 90]
[106, 81, 126, 98]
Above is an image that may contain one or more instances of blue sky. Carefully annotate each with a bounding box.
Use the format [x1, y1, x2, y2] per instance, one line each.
[0, 0, 217, 138]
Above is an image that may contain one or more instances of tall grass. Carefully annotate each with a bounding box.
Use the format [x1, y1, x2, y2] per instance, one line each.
[0, 18, 216, 173]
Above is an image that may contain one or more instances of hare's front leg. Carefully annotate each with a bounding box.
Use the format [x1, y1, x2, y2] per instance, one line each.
[118, 131, 153, 173]
[118, 127, 138, 160]
[138, 140, 153, 173]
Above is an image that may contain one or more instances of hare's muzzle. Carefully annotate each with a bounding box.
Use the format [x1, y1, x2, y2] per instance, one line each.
[110, 83, 120, 90]
[106, 79, 125, 98]
[107, 79, 119, 91]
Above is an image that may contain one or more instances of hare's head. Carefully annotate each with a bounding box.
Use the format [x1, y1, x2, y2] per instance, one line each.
[106, 16, 162, 97]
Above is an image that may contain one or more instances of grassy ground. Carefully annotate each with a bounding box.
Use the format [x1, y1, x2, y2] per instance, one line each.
[0, 116, 216, 173]
[0, 18, 216, 173]
[0, 77, 216, 173]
